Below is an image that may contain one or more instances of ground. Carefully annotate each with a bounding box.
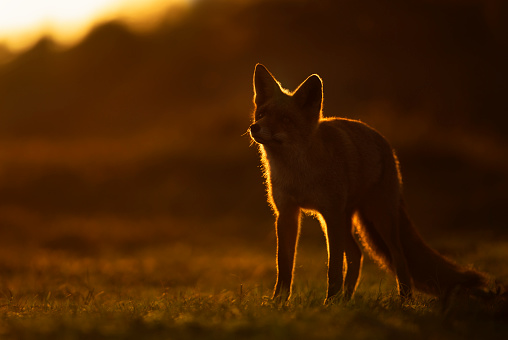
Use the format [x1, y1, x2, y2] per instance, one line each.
[1, 215, 507, 340]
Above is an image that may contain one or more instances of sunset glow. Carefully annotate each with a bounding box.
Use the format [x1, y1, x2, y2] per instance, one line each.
[0, 0, 189, 52]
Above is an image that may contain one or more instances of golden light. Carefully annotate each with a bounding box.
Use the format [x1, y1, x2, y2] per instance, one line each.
[0, 0, 190, 53]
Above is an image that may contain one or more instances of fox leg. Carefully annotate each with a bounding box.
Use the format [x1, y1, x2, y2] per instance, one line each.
[321, 211, 350, 302]
[343, 229, 363, 300]
[388, 239, 412, 299]
[273, 204, 301, 301]
[360, 203, 413, 299]
[377, 212, 413, 299]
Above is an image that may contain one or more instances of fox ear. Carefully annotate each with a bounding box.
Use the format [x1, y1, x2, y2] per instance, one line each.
[293, 74, 323, 117]
[253, 64, 281, 105]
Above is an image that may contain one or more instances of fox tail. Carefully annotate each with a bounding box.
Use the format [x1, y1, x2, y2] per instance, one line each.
[357, 200, 489, 297]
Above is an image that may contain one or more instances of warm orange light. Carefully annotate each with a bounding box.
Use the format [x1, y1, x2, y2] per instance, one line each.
[0, 0, 190, 53]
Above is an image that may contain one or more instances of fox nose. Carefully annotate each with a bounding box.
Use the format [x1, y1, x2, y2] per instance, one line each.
[249, 123, 261, 134]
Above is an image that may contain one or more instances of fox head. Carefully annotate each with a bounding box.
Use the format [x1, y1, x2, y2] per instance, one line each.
[249, 64, 323, 148]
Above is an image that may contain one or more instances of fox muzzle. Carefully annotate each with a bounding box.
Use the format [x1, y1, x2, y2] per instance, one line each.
[249, 123, 266, 144]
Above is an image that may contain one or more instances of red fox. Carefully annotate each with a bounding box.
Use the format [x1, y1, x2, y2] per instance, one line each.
[249, 64, 489, 302]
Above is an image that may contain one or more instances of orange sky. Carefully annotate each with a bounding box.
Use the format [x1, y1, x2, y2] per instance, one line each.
[0, 0, 190, 52]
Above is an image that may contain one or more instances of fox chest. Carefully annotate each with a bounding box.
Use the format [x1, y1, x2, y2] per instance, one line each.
[268, 162, 342, 210]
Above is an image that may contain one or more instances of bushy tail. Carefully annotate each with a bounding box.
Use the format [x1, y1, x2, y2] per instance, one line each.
[357, 200, 489, 297]
[398, 201, 488, 296]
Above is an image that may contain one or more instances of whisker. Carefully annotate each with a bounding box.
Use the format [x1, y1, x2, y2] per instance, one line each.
[240, 128, 256, 147]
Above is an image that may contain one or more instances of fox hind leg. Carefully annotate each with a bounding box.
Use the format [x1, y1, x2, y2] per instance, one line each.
[321, 210, 359, 302]
[343, 227, 363, 300]
[388, 237, 413, 299]
[359, 206, 413, 300]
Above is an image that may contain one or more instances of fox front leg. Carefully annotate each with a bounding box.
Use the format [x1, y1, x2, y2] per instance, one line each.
[273, 204, 301, 301]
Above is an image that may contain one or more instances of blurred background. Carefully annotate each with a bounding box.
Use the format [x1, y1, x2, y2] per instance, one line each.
[0, 0, 507, 253]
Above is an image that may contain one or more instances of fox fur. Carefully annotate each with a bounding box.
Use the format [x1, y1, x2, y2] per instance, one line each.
[248, 63, 488, 302]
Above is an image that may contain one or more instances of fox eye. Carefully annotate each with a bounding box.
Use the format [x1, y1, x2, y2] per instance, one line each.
[256, 112, 264, 120]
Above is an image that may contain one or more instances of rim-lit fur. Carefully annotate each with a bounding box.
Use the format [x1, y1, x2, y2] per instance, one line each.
[249, 64, 488, 302]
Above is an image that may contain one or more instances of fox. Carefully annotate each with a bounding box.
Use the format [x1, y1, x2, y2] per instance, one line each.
[248, 63, 489, 302]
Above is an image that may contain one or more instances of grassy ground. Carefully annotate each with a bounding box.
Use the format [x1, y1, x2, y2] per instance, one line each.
[1, 215, 508, 340]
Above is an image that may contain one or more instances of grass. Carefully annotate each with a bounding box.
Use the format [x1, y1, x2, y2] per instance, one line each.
[1, 215, 508, 339]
